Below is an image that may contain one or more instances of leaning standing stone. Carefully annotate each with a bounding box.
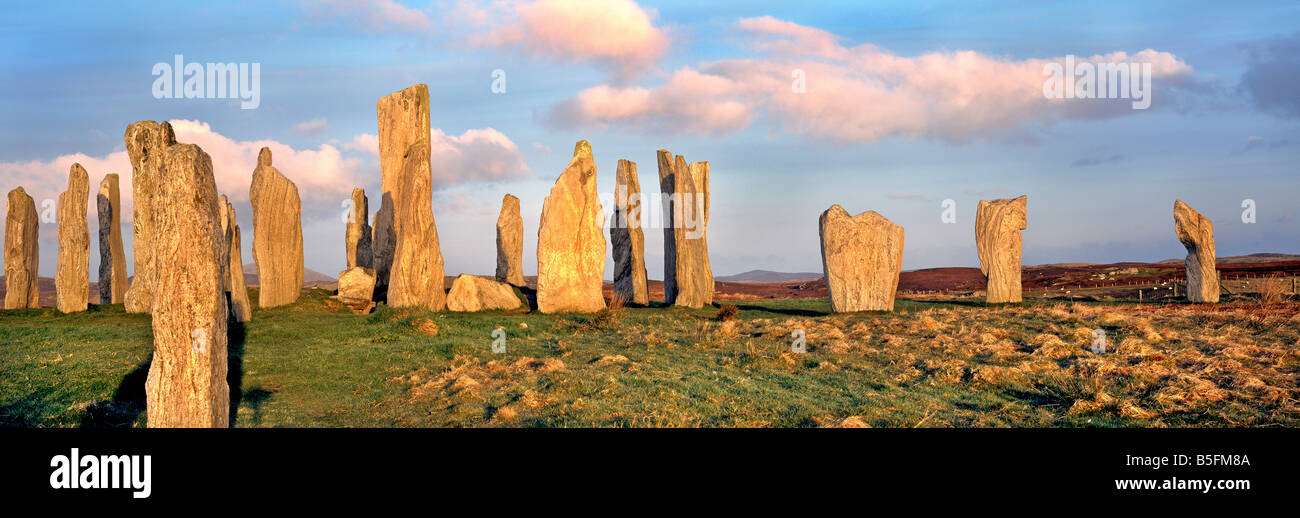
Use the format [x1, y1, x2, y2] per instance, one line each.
[657, 150, 713, 308]
[56, 163, 90, 313]
[145, 141, 228, 428]
[123, 121, 174, 313]
[975, 195, 1027, 303]
[496, 194, 524, 287]
[1174, 200, 1219, 303]
[249, 148, 304, 308]
[819, 205, 904, 312]
[97, 173, 127, 304]
[4, 187, 39, 309]
[611, 159, 648, 305]
[537, 141, 606, 313]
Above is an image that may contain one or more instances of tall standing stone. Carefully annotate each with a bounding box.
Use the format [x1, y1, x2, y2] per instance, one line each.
[97, 173, 127, 304]
[346, 188, 372, 270]
[146, 141, 228, 428]
[1174, 200, 1219, 303]
[657, 150, 713, 308]
[222, 198, 252, 322]
[4, 187, 38, 309]
[123, 121, 174, 313]
[537, 141, 606, 313]
[819, 205, 904, 312]
[611, 159, 648, 305]
[496, 194, 524, 287]
[56, 163, 90, 313]
[378, 84, 445, 310]
[249, 148, 304, 308]
[975, 195, 1027, 303]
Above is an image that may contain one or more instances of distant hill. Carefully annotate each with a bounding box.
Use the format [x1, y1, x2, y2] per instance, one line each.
[243, 263, 336, 286]
[1158, 253, 1300, 265]
[714, 270, 823, 283]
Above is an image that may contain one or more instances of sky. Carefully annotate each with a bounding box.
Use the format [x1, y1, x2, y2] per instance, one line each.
[1, 0, 1297, 282]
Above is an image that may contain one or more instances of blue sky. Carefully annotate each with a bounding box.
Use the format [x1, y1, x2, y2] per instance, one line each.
[1, 0, 1297, 282]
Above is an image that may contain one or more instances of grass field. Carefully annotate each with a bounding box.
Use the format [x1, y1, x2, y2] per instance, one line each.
[2, 288, 1297, 427]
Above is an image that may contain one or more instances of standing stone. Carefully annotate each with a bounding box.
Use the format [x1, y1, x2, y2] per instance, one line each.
[447, 274, 524, 312]
[611, 159, 648, 305]
[146, 141, 228, 428]
[378, 85, 445, 310]
[496, 194, 524, 287]
[346, 188, 373, 270]
[975, 195, 1028, 303]
[97, 173, 126, 304]
[1174, 200, 1219, 303]
[374, 84, 429, 293]
[56, 163, 90, 313]
[249, 148, 304, 308]
[4, 187, 38, 309]
[819, 205, 904, 312]
[537, 140, 606, 313]
[123, 121, 174, 313]
[220, 196, 252, 322]
[657, 150, 713, 308]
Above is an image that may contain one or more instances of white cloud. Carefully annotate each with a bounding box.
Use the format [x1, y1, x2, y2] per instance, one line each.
[304, 0, 434, 34]
[545, 16, 1199, 143]
[464, 0, 670, 79]
[294, 118, 331, 135]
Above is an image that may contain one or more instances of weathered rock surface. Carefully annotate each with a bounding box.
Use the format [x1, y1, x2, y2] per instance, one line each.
[374, 84, 429, 293]
[819, 205, 905, 312]
[220, 196, 252, 322]
[537, 141, 606, 314]
[657, 150, 713, 308]
[123, 120, 174, 313]
[337, 266, 376, 304]
[975, 195, 1028, 303]
[249, 148, 303, 308]
[372, 197, 394, 291]
[496, 194, 524, 287]
[380, 85, 445, 310]
[56, 163, 90, 313]
[346, 188, 372, 270]
[611, 159, 648, 305]
[97, 173, 126, 304]
[1174, 200, 1219, 303]
[146, 141, 228, 428]
[4, 187, 39, 309]
[446, 274, 524, 312]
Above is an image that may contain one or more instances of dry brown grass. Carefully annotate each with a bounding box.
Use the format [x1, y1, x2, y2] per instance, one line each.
[1261, 274, 1289, 304]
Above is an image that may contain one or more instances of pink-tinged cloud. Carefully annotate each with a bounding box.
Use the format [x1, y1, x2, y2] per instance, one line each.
[305, 0, 434, 33]
[544, 17, 1198, 142]
[468, 0, 670, 79]
[343, 127, 530, 187]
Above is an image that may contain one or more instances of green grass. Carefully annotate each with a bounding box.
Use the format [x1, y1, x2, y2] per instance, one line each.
[2, 289, 1297, 427]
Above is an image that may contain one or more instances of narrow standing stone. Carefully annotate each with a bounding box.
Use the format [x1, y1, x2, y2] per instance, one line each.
[97, 173, 127, 304]
[657, 150, 713, 308]
[249, 148, 304, 308]
[4, 187, 39, 309]
[146, 141, 228, 428]
[123, 121, 174, 313]
[346, 188, 373, 270]
[56, 163, 90, 313]
[537, 140, 606, 313]
[611, 159, 648, 305]
[496, 194, 524, 287]
[1174, 200, 1219, 303]
[975, 195, 1027, 303]
[378, 85, 445, 310]
[219, 195, 252, 322]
